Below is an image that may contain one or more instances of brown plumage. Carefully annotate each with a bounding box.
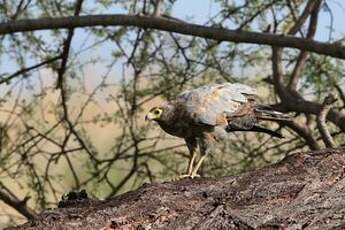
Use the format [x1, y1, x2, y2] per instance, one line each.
[145, 83, 292, 178]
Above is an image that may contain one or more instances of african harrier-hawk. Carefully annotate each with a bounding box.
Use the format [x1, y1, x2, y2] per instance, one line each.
[145, 83, 291, 178]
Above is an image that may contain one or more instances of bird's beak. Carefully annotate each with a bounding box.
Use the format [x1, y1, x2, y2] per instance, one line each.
[145, 113, 152, 121]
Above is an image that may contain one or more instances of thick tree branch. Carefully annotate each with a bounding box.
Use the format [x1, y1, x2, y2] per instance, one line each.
[0, 14, 345, 59]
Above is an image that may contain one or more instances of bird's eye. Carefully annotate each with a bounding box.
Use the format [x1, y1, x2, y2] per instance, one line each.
[154, 110, 160, 115]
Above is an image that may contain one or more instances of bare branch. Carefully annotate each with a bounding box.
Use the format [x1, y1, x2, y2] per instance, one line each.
[271, 47, 290, 98]
[0, 15, 345, 59]
[56, 0, 84, 89]
[152, 0, 162, 17]
[280, 120, 320, 150]
[287, 0, 318, 35]
[272, 97, 345, 134]
[288, 0, 322, 90]
[0, 183, 37, 220]
[0, 56, 61, 85]
[334, 83, 345, 108]
[317, 94, 337, 148]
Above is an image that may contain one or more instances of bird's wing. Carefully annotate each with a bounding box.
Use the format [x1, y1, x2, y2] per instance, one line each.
[176, 83, 257, 126]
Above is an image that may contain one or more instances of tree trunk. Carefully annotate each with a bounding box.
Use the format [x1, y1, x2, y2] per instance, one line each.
[8, 148, 345, 230]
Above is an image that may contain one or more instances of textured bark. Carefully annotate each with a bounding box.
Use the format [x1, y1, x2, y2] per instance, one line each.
[8, 148, 345, 230]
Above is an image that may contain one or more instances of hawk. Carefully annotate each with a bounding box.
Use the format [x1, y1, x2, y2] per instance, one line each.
[145, 83, 291, 178]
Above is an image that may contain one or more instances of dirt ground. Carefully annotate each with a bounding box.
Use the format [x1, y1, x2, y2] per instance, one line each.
[7, 148, 345, 230]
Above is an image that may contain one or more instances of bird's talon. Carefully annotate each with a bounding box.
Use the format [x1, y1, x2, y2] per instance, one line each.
[190, 173, 200, 179]
[178, 174, 200, 179]
[179, 174, 191, 179]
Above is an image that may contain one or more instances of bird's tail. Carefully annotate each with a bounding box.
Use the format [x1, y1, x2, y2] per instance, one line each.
[226, 125, 283, 138]
[254, 105, 292, 122]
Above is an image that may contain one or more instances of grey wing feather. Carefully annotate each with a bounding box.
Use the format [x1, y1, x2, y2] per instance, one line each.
[176, 83, 257, 126]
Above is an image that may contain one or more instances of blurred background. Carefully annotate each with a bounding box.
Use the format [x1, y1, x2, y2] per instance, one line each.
[0, 0, 345, 227]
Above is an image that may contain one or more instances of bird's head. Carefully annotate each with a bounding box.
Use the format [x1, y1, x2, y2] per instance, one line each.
[145, 107, 164, 122]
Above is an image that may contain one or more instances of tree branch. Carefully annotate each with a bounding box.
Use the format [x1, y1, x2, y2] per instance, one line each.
[288, 0, 322, 90]
[0, 56, 61, 85]
[0, 183, 37, 220]
[0, 14, 345, 59]
[152, 0, 162, 17]
[56, 0, 84, 89]
[334, 83, 345, 108]
[287, 0, 318, 36]
[271, 47, 290, 98]
[280, 120, 320, 150]
[317, 94, 337, 148]
[274, 98, 345, 134]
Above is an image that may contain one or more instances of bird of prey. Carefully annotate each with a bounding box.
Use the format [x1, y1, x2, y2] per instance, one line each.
[145, 83, 291, 178]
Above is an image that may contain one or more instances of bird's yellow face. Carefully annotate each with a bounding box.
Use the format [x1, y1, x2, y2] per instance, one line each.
[145, 107, 163, 121]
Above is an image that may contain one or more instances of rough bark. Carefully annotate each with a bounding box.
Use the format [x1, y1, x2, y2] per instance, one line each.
[8, 148, 345, 230]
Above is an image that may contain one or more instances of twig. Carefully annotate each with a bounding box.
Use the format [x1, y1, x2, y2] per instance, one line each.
[55, 0, 84, 89]
[0, 56, 61, 85]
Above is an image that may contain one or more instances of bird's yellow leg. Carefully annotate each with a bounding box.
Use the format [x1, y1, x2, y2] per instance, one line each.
[191, 153, 208, 177]
[190, 136, 212, 177]
[178, 152, 198, 179]
[187, 150, 197, 175]
[177, 138, 198, 179]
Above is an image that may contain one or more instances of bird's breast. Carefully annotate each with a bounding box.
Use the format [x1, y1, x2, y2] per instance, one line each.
[158, 120, 194, 139]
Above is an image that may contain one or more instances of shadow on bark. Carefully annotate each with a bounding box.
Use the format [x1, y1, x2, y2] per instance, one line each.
[8, 148, 345, 230]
